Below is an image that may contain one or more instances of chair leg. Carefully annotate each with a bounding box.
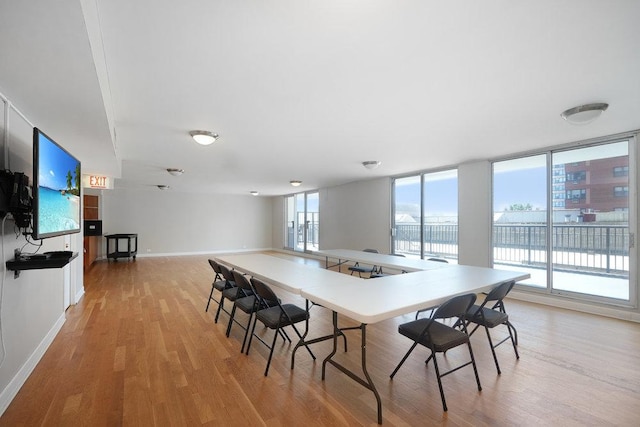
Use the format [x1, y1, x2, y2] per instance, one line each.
[240, 311, 254, 354]
[467, 340, 482, 392]
[484, 325, 502, 375]
[245, 314, 259, 355]
[390, 342, 419, 379]
[507, 322, 520, 360]
[279, 327, 291, 343]
[264, 326, 280, 376]
[290, 323, 315, 360]
[430, 352, 448, 412]
[214, 296, 225, 323]
[226, 304, 237, 337]
[507, 320, 519, 346]
[205, 285, 215, 312]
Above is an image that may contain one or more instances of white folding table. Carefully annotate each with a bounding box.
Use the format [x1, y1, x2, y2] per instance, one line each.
[215, 253, 529, 424]
[316, 248, 450, 273]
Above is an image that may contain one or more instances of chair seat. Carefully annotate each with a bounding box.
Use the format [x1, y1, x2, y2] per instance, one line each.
[213, 279, 230, 292]
[235, 295, 257, 313]
[370, 272, 390, 278]
[256, 304, 309, 329]
[348, 266, 376, 273]
[399, 319, 469, 352]
[222, 286, 252, 301]
[466, 305, 509, 328]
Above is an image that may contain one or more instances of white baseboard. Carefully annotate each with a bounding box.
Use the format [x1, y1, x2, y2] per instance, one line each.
[97, 247, 275, 260]
[0, 313, 66, 416]
[74, 287, 84, 304]
[509, 289, 640, 323]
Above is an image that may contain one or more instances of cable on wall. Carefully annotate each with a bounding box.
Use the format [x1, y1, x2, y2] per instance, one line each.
[0, 214, 10, 367]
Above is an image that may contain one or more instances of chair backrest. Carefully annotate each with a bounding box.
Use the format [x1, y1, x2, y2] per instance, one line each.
[208, 259, 221, 274]
[433, 293, 477, 320]
[250, 277, 279, 305]
[231, 270, 253, 293]
[484, 281, 515, 303]
[363, 248, 378, 253]
[218, 264, 235, 283]
[427, 257, 448, 263]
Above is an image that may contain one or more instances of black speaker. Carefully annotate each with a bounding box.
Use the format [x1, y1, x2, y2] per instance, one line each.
[84, 220, 102, 236]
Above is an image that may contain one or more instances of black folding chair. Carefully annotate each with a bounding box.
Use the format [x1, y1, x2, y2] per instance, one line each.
[205, 259, 232, 313]
[214, 264, 239, 323]
[390, 293, 482, 412]
[414, 258, 449, 319]
[246, 277, 316, 376]
[348, 248, 380, 278]
[463, 281, 519, 374]
[226, 271, 260, 353]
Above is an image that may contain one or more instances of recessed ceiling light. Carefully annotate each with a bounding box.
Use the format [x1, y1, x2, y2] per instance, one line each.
[362, 161, 382, 170]
[166, 168, 184, 176]
[189, 130, 219, 145]
[290, 180, 302, 187]
[561, 103, 608, 125]
[250, 191, 259, 196]
[157, 185, 170, 190]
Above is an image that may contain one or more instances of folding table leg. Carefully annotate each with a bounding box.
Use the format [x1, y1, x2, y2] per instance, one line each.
[322, 311, 383, 425]
[291, 299, 348, 369]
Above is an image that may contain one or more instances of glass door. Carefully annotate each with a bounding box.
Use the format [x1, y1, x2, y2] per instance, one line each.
[492, 137, 635, 304]
[551, 140, 631, 301]
[305, 192, 319, 251]
[285, 191, 319, 252]
[492, 155, 549, 288]
[393, 175, 422, 258]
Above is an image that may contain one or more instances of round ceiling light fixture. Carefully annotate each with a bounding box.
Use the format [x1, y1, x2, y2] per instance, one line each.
[167, 168, 184, 176]
[250, 191, 259, 196]
[362, 161, 382, 170]
[290, 180, 302, 187]
[189, 130, 219, 145]
[561, 103, 608, 125]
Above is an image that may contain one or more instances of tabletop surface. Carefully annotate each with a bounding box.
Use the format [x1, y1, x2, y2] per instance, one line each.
[215, 253, 362, 294]
[316, 249, 450, 272]
[214, 253, 530, 324]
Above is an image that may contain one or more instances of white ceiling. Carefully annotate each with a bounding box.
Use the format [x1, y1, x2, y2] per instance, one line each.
[1, 0, 639, 196]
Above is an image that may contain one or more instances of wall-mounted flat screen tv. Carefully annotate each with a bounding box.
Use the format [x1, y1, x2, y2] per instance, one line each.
[32, 128, 81, 239]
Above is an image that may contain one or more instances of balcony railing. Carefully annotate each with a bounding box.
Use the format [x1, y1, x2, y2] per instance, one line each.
[394, 223, 629, 276]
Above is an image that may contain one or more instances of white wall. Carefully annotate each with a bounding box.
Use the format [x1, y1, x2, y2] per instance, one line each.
[0, 96, 79, 415]
[458, 161, 492, 267]
[319, 178, 391, 252]
[271, 196, 285, 250]
[102, 189, 274, 256]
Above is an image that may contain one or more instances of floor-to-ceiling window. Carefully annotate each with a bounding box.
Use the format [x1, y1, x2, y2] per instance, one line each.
[393, 169, 458, 261]
[492, 136, 635, 303]
[492, 155, 548, 288]
[551, 142, 630, 300]
[284, 191, 319, 252]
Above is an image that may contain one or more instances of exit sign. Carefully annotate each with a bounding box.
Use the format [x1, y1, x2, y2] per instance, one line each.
[83, 174, 113, 189]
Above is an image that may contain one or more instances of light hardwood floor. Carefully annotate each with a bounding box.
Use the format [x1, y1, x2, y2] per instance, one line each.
[1, 252, 639, 426]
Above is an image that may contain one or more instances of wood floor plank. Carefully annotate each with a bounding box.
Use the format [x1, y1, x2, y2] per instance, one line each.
[1, 253, 639, 426]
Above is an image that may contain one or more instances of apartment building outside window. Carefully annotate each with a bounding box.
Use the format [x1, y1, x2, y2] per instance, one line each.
[492, 137, 634, 304]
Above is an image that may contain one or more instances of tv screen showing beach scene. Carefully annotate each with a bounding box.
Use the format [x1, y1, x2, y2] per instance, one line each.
[32, 128, 81, 239]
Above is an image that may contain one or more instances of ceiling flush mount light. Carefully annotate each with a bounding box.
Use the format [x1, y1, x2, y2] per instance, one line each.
[250, 191, 259, 196]
[362, 161, 382, 170]
[166, 168, 184, 176]
[290, 180, 302, 187]
[157, 185, 170, 190]
[561, 103, 608, 125]
[189, 130, 219, 145]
